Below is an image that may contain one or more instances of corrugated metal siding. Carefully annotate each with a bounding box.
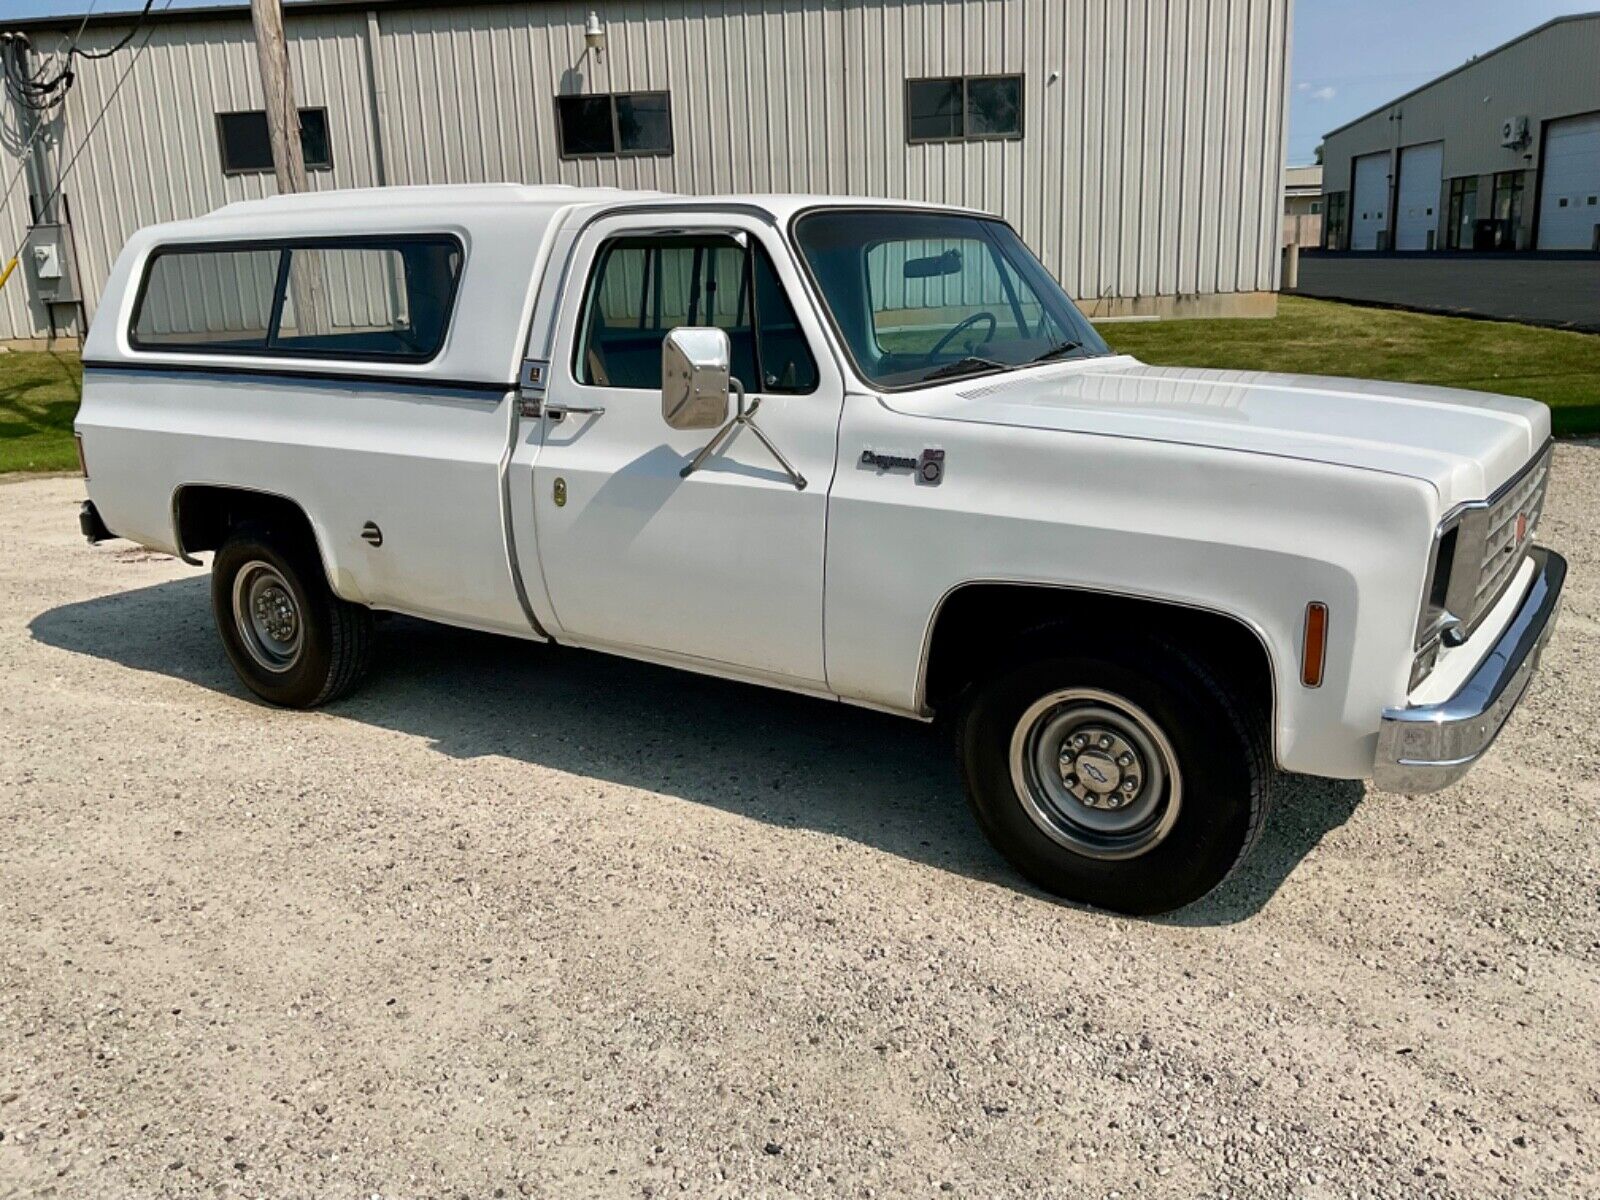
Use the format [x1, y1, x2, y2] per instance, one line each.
[1, 10, 382, 339]
[59, 12, 382, 327]
[0, 0, 1290, 341]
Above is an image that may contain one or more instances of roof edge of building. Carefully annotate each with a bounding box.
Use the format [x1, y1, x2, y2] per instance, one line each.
[1317, 10, 1600, 145]
[2, 0, 513, 35]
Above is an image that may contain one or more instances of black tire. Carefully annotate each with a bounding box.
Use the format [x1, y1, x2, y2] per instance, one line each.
[211, 524, 374, 708]
[955, 631, 1273, 916]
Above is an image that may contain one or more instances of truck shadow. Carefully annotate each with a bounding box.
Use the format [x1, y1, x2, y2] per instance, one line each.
[29, 576, 1365, 926]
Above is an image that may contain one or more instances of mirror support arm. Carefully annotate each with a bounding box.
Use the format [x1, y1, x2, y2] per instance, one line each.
[679, 378, 808, 491]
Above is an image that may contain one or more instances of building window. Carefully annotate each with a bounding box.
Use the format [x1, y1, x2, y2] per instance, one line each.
[906, 75, 1023, 143]
[1310, 201, 1321, 214]
[1445, 176, 1477, 250]
[130, 236, 463, 363]
[216, 109, 332, 174]
[555, 92, 672, 158]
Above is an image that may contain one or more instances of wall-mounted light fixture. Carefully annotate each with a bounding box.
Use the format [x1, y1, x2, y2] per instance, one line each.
[584, 11, 606, 61]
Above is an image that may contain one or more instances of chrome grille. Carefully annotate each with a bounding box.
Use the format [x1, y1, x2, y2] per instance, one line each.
[1411, 442, 1553, 686]
[1472, 447, 1551, 622]
[1431, 443, 1554, 645]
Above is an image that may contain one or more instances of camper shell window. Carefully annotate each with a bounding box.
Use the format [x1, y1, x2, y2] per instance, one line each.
[129, 235, 464, 363]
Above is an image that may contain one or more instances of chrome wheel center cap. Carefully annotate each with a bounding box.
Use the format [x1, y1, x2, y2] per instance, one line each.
[1057, 726, 1145, 811]
[1070, 750, 1122, 795]
[254, 586, 297, 643]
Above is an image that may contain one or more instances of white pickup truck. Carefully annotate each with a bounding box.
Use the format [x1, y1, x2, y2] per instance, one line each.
[75, 185, 1564, 914]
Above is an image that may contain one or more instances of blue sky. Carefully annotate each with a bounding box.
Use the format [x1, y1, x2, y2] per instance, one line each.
[8, 1, 1597, 166]
[1286, 0, 1595, 163]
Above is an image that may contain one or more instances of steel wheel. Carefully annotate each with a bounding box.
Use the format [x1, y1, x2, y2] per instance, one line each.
[231, 560, 303, 674]
[1007, 687, 1182, 860]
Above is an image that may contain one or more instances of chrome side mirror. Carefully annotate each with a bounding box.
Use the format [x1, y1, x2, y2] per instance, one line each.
[662, 327, 733, 431]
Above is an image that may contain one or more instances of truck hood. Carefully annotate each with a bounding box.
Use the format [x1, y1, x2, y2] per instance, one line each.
[882, 357, 1550, 509]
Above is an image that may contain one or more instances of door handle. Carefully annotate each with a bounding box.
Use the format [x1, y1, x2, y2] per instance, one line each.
[542, 402, 606, 420]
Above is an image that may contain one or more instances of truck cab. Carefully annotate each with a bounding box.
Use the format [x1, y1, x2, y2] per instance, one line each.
[75, 185, 1564, 914]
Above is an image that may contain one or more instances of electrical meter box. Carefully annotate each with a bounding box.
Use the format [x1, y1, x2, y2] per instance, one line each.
[26, 223, 80, 305]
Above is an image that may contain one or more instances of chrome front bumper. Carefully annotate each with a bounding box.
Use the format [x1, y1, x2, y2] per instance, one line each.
[1374, 546, 1566, 794]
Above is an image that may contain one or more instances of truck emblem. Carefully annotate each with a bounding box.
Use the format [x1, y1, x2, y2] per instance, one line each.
[861, 447, 945, 485]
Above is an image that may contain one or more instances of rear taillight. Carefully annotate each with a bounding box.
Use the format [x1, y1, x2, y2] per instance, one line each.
[74, 432, 89, 480]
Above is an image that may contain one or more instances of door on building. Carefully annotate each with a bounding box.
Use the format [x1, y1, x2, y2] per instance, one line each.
[1322, 192, 1348, 250]
[1394, 142, 1443, 250]
[1536, 111, 1600, 250]
[1491, 171, 1527, 249]
[1350, 153, 1389, 250]
[517, 212, 846, 687]
[1445, 177, 1478, 249]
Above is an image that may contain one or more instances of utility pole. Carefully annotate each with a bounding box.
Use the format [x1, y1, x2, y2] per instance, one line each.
[249, 0, 309, 197]
[249, 0, 327, 331]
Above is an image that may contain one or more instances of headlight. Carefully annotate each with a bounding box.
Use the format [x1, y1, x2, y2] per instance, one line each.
[1411, 519, 1462, 689]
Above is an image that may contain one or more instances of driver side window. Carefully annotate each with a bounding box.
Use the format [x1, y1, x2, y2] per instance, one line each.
[575, 234, 818, 394]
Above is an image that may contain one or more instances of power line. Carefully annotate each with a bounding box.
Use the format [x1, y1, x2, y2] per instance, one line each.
[31, 2, 171, 224]
[1, 0, 154, 113]
[70, 0, 158, 60]
[0, 0, 173, 294]
[0, 2, 100, 211]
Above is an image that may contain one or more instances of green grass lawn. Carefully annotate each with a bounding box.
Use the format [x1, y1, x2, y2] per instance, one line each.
[1101, 296, 1600, 436]
[0, 349, 82, 473]
[1, 297, 1596, 473]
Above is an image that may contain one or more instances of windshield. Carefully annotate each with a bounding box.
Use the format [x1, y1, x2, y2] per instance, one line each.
[793, 209, 1110, 389]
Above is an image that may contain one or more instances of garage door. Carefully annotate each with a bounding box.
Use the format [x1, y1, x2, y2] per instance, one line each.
[1395, 142, 1443, 250]
[1537, 111, 1600, 250]
[1350, 152, 1389, 250]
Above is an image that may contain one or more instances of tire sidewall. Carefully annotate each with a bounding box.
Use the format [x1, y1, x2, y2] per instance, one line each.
[959, 644, 1259, 915]
[212, 530, 338, 708]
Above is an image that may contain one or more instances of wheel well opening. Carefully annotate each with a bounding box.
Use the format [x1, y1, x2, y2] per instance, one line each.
[922, 584, 1275, 726]
[173, 485, 319, 560]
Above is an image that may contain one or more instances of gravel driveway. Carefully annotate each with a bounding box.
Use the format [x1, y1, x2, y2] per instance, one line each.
[2, 450, 1597, 1199]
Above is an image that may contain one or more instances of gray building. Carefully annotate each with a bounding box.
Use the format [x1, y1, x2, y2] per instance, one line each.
[0, 0, 1293, 348]
[1319, 11, 1600, 254]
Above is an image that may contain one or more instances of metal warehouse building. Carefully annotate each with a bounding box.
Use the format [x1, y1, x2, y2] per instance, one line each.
[1319, 11, 1600, 254]
[1, 0, 1292, 347]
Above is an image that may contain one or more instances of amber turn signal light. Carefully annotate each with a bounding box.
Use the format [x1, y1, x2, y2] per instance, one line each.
[74, 432, 89, 480]
[1301, 602, 1328, 688]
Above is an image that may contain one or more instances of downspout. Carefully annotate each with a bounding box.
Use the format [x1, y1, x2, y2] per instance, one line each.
[362, 9, 389, 186]
[361, 9, 403, 323]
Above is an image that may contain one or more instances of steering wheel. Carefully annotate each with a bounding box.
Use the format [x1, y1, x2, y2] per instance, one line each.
[926, 311, 998, 361]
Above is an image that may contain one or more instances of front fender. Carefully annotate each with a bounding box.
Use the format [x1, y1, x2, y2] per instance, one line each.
[824, 401, 1438, 779]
